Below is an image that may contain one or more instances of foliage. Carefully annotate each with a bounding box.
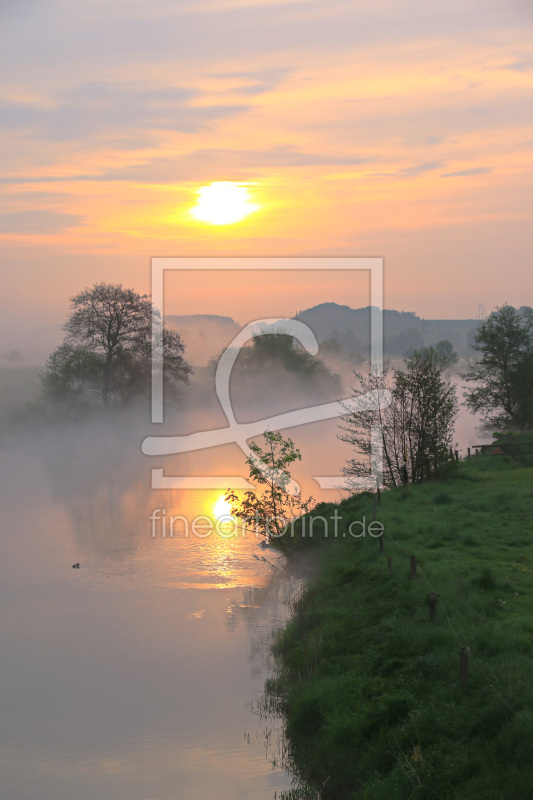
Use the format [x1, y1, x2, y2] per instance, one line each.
[41, 282, 192, 407]
[267, 457, 533, 799]
[234, 333, 341, 388]
[40, 343, 102, 404]
[462, 304, 533, 432]
[340, 348, 458, 488]
[226, 430, 314, 539]
[434, 339, 459, 366]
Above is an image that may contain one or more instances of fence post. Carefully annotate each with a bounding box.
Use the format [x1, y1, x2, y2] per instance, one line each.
[455, 450, 459, 461]
[373, 497, 384, 553]
[467, 447, 471, 458]
[410, 555, 417, 580]
[460, 648, 469, 690]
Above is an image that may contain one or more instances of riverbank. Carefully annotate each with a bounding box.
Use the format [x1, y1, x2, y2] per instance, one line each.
[268, 456, 533, 799]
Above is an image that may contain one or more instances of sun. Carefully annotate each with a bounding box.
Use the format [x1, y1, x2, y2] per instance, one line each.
[191, 182, 258, 225]
[213, 494, 234, 521]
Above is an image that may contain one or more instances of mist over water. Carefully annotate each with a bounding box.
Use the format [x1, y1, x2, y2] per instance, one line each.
[0, 329, 490, 799]
[0, 410, 314, 799]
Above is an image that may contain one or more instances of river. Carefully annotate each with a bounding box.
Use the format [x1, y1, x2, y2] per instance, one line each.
[0, 371, 488, 800]
[0, 418, 308, 800]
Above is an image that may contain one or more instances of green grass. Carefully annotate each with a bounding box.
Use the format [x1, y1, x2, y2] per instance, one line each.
[268, 456, 533, 799]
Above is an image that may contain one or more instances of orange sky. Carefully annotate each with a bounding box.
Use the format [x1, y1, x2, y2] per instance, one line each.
[1, 0, 532, 332]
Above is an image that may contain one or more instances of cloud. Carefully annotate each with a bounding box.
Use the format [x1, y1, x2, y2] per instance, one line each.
[0, 210, 84, 234]
[0, 147, 371, 186]
[0, 81, 250, 143]
[208, 67, 291, 95]
[442, 167, 491, 177]
[370, 161, 446, 180]
[503, 60, 533, 72]
[400, 160, 446, 177]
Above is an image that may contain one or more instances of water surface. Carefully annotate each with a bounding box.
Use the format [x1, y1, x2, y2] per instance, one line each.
[0, 427, 303, 800]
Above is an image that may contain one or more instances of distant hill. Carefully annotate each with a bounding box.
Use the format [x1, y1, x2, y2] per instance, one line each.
[296, 303, 480, 359]
[165, 314, 240, 365]
[2, 306, 482, 370]
[165, 305, 481, 366]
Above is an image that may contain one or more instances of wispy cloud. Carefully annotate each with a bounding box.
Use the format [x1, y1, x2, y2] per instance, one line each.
[0, 82, 250, 143]
[400, 160, 446, 177]
[370, 161, 446, 180]
[442, 167, 491, 178]
[0, 147, 370, 186]
[0, 210, 84, 234]
[503, 60, 533, 72]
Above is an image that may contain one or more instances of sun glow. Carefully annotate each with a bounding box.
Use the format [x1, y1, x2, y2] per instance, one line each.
[213, 494, 234, 521]
[191, 182, 258, 225]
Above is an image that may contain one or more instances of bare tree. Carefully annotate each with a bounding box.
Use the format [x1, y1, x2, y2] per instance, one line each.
[340, 348, 458, 487]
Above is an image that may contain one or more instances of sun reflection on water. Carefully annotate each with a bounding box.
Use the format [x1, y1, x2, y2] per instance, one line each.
[212, 493, 233, 521]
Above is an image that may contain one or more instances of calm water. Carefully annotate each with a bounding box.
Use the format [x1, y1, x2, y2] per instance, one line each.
[0, 386, 487, 800]
[0, 423, 306, 800]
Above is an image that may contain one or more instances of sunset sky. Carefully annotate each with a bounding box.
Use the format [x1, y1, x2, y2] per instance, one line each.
[1, 0, 532, 334]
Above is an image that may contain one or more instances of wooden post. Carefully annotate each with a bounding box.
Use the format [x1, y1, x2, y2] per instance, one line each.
[460, 648, 469, 689]
[373, 497, 384, 553]
[467, 447, 471, 458]
[455, 450, 459, 461]
[387, 556, 392, 574]
[429, 592, 439, 621]
[409, 555, 417, 580]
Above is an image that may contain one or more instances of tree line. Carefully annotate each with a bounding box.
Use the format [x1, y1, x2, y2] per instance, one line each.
[227, 304, 533, 528]
[40, 285, 533, 524]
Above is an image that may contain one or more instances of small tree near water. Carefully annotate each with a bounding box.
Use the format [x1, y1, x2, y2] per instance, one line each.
[226, 431, 313, 539]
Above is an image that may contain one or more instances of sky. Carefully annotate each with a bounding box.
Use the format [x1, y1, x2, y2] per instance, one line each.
[1, 0, 533, 334]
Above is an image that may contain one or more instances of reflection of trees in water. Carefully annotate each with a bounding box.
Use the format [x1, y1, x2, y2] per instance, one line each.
[39, 420, 166, 568]
[226, 568, 305, 679]
[237, 567, 312, 796]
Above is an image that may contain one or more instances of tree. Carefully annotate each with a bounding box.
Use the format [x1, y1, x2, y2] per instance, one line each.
[462, 304, 533, 432]
[238, 333, 340, 386]
[434, 339, 459, 366]
[340, 347, 458, 487]
[41, 343, 103, 404]
[225, 430, 313, 539]
[41, 282, 192, 407]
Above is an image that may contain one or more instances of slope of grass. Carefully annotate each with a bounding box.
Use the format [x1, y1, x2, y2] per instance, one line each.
[268, 456, 533, 799]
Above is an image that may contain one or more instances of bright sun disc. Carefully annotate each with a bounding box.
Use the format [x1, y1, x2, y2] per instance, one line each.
[191, 182, 258, 225]
[213, 495, 233, 520]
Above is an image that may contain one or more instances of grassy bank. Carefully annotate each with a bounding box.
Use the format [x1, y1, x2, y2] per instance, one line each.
[268, 456, 533, 799]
